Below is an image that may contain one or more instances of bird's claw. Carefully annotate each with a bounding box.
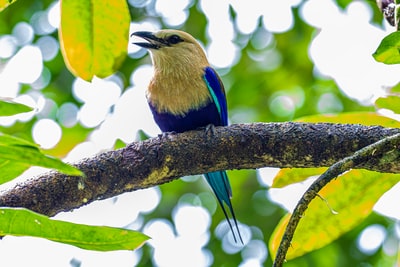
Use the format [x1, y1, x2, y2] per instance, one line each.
[205, 124, 216, 136]
[158, 131, 176, 141]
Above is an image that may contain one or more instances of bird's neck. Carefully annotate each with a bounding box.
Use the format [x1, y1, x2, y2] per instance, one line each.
[148, 55, 212, 116]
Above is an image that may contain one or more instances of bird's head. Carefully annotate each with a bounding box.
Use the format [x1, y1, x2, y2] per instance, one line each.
[131, 29, 209, 70]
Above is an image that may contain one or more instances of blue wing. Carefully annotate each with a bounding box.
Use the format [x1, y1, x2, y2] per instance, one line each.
[203, 67, 228, 126]
[148, 66, 226, 133]
[203, 67, 243, 243]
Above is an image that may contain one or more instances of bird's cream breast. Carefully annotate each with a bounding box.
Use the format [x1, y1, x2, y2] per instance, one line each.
[148, 68, 212, 116]
[147, 49, 212, 116]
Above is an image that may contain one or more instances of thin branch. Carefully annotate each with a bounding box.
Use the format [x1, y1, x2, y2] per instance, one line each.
[0, 122, 399, 217]
[272, 133, 400, 267]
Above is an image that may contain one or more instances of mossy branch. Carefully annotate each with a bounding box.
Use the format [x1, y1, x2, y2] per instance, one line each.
[0, 122, 399, 217]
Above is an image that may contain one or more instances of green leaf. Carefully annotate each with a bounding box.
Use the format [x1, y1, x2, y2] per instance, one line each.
[0, 159, 29, 184]
[375, 95, 400, 114]
[269, 170, 400, 260]
[0, 134, 83, 181]
[0, 0, 17, 12]
[387, 82, 400, 93]
[334, 0, 352, 9]
[373, 31, 400, 64]
[0, 208, 149, 251]
[272, 167, 327, 188]
[296, 111, 400, 127]
[136, 129, 151, 141]
[0, 99, 33, 116]
[59, 0, 130, 81]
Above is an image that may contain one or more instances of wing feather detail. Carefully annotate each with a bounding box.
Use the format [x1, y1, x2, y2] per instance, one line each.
[203, 67, 228, 126]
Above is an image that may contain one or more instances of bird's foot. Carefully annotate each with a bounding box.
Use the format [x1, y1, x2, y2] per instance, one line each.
[157, 131, 176, 141]
[204, 124, 217, 136]
[204, 124, 219, 143]
[156, 131, 176, 160]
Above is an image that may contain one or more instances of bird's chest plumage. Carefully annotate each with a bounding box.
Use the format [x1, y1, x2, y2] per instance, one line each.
[147, 69, 212, 115]
[149, 101, 221, 133]
[147, 69, 220, 133]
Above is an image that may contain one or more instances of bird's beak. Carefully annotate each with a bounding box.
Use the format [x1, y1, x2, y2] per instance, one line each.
[131, 31, 166, 50]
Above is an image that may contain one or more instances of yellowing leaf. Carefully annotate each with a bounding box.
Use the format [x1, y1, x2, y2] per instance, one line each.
[59, 0, 130, 81]
[0, 0, 17, 12]
[0, 208, 149, 251]
[296, 112, 400, 127]
[269, 170, 400, 260]
[272, 167, 327, 188]
[373, 31, 400, 64]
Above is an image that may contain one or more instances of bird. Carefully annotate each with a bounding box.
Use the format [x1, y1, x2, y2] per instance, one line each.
[131, 29, 243, 243]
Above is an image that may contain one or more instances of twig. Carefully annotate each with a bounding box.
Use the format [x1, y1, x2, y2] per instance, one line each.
[272, 133, 400, 267]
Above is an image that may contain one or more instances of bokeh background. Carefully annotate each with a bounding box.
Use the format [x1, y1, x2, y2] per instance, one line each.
[1, 0, 400, 266]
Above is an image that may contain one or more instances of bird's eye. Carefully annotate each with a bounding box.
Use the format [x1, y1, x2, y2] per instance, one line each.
[167, 35, 183, 45]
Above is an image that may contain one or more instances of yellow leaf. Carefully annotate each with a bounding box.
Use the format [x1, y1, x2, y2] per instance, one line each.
[0, 0, 17, 12]
[296, 112, 400, 127]
[59, 0, 130, 81]
[272, 167, 327, 188]
[269, 170, 400, 260]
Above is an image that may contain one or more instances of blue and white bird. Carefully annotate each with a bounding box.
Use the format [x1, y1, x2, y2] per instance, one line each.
[132, 29, 243, 243]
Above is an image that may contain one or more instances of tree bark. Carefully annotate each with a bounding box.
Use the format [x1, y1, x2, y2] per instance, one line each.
[0, 122, 399, 216]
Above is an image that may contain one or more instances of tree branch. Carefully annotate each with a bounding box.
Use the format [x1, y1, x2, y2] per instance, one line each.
[0, 122, 399, 217]
[272, 132, 400, 267]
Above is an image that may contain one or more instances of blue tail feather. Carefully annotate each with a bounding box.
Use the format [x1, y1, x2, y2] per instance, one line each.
[204, 171, 243, 244]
